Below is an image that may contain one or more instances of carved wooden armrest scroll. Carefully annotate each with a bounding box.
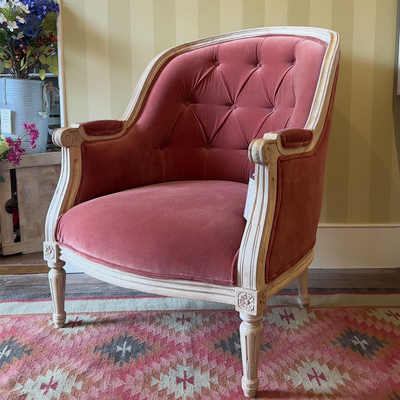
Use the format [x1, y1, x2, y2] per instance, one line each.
[52, 120, 127, 149]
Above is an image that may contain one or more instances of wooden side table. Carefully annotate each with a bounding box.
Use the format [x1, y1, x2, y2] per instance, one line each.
[0, 152, 61, 255]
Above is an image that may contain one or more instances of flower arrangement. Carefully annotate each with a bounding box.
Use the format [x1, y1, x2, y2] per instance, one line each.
[0, 0, 59, 79]
[0, 122, 38, 182]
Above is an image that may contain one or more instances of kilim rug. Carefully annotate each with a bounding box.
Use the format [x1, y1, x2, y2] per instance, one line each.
[1, 293, 400, 399]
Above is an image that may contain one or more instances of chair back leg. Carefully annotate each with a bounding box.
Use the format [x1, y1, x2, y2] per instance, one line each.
[297, 268, 311, 308]
[239, 312, 263, 397]
[48, 260, 67, 328]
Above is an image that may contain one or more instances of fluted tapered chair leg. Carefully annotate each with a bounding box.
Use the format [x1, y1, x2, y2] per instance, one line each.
[48, 261, 66, 328]
[297, 268, 311, 308]
[240, 312, 263, 398]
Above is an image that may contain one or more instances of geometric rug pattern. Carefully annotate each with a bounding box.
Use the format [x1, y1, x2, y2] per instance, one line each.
[1, 306, 400, 399]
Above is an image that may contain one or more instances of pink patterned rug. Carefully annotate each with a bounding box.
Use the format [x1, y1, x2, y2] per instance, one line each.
[1, 296, 400, 399]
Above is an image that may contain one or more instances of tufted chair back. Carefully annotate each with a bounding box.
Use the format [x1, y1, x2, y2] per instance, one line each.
[131, 35, 326, 184]
[76, 35, 328, 204]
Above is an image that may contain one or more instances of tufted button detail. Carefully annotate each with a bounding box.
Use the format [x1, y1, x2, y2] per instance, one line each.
[214, 60, 220, 67]
[160, 145, 165, 150]
[257, 63, 262, 68]
[184, 101, 190, 107]
[205, 144, 211, 149]
[231, 104, 237, 110]
[272, 107, 277, 112]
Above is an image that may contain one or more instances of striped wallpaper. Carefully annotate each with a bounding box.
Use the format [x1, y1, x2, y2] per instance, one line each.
[61, 0, 400, 224]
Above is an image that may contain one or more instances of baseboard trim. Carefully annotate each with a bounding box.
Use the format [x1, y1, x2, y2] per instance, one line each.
[313, 226, 400, 269]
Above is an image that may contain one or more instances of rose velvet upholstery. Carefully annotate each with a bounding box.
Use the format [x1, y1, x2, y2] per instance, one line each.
[56, 35, 329, 285]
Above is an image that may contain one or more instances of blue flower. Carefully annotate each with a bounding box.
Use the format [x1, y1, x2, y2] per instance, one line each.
[21, 13, 41, 38]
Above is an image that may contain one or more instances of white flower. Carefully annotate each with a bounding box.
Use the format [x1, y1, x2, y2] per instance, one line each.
[7, 21, 18, 31]
[16, 15, 25, 24]
[0, 1, 8, 8]
[16, 2, 30, 14]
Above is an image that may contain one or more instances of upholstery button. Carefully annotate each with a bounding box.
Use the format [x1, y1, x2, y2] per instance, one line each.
[160, 145, 165, 150]
[231, 104, 237, 110]
[184, 101, 190, 107]
[257, 63, 262, 68]
[205, 144, 211, 149]
[272, 107, 276, 112]
[214, 61, 220, 67]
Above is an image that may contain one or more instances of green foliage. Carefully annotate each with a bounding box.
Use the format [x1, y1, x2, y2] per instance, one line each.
[39, 68, 46, 80]
[42, 12, 57, 32]
[2, 60, 12, 68]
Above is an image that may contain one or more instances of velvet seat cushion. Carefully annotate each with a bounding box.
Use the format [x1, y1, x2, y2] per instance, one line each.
[56, 181, 248, 286]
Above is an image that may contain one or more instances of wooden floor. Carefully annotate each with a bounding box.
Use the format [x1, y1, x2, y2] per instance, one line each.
[1, 252, 399, 299]
[1, 268, 400, 299]
[0, 251, 48, 274]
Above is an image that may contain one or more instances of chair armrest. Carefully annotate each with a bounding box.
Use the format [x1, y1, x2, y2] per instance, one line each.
[239, 123, 329, 290]
[276, 128, 313, 149]
[82, 120, 124, 137]
[248, 128, 315, 166]
[53, 119, 126, 147]
[46, 119, 145, 245]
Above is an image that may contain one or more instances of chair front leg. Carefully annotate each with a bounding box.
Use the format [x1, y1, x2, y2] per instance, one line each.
[48, 260, 66, 328]
[239, 312, 263, 398]
[297, 268, 311, 308]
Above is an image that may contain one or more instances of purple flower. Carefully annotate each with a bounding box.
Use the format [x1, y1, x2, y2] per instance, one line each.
[5, 137, 25, 166]
[23, 122, 39, 149]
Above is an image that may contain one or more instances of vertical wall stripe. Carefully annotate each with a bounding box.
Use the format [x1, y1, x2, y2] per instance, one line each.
[220, 0, 242, 33]
[309, 0, 332, 222]
[153, 0, 176, 55]
[198, 0, 220, 39]
[107, 0, 132, 119]
[176, 0, 198, 45]
[347, 0, 376, 222]
[243, 0, 265, 29]
[391, 4, 400, 222]
[287, 0, 310, 26]
[369, 0, 397, 222]
[390, 136, 400, 221]
[63, 0, 89, 124]
[130, 0, 154, 90]
[265, 0, 287, 26]
[326, 0, 354, 222]
[84, 0, 111, 120]
[309, 0, 332, 29]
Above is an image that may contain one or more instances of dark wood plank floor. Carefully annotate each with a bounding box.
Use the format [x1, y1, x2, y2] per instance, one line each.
[1, 268, 399, 300]
[1, 251, 399, 299]
[0, 252, 47, 274]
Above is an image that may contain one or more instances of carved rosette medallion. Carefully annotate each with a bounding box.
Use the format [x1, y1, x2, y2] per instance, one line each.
[44, 244, 55, 261]
[238, 292, 255, 312]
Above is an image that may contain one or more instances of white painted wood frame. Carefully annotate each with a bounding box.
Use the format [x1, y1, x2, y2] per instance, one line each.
[44, 27, 340, 397]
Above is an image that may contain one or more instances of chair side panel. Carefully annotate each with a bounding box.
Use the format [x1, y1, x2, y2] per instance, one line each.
[265, 70, 339, 282]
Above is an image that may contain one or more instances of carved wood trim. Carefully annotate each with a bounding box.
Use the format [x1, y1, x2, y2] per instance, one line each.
[59, 247, 237, 305]
[58, 246, 313, 313]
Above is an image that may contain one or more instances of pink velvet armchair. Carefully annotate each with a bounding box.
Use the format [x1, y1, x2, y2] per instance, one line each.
[44, 27, 340, 397]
